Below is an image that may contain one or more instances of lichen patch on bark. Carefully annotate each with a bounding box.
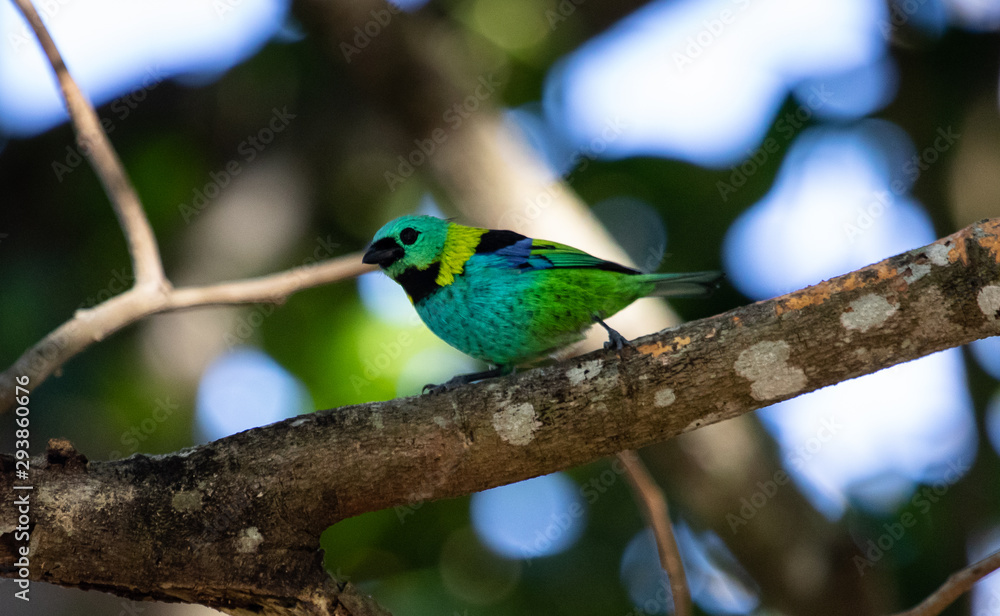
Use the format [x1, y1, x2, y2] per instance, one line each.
[734, 341, 807, 401]
[492, 402, 541, 446]
[840, 294, 899, 333]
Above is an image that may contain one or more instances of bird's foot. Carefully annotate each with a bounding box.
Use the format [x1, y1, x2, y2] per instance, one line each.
[422, 366, 507, 395]
[594, 317, 633, 353]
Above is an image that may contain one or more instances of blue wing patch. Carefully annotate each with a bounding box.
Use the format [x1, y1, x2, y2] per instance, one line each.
[524, 240, 639, 274]
[474, 230, 639, 274]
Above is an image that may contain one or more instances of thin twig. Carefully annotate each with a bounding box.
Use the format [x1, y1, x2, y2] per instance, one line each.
[165, 255, 373, 309]
[12, 0, 165, 286]
[617, 450, 692, 616]
[0, 253, 374, 412]
[890, 549, 1000, 616]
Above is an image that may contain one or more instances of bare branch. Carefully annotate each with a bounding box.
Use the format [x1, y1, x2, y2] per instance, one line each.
[165, 254, 374, 309]
[0, 253, 375, 413]
[617, 450, 692, 616]
[889, 549, 1000, 616]
[3, 219, 999, 613]
[3, 3, 382, 412]
[12, 0, 165, 287]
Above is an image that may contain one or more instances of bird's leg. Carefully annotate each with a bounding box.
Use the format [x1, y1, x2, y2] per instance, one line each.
[594, 317, 631, 351]
[423, 366, 509, 395]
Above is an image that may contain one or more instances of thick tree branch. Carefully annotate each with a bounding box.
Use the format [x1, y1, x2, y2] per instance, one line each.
[3, 219, 999, 613]
[0, 254, 374, 413]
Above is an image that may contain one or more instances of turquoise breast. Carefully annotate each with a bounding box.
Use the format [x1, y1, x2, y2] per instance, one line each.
[412, 254, 646, 366]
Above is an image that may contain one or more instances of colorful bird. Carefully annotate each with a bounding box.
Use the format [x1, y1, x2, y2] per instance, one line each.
[363, 215, 721, 392]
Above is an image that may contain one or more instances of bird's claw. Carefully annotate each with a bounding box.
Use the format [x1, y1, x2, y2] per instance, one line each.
[422, 367, 508, 395]
[595, 317, 632, 354]
[422, 380, 456, 395]
[603, 329, 632, 352]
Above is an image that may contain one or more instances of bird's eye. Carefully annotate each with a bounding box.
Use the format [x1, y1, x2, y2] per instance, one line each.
[400, 227, 419, 245]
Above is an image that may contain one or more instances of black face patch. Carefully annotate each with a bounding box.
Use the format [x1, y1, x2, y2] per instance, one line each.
[396, 262, 442, 303]
[363, 237, 405, 267]
[400, 227, 419, 245]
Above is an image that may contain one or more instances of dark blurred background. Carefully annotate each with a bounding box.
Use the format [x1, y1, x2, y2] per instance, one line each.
[2, 0, 1000, 614]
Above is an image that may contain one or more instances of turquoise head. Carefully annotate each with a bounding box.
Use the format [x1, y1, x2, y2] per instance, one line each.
[362, 215, 451, 280]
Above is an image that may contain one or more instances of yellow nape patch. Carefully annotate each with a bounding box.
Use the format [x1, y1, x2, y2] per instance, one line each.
[436, 224, 488, 286]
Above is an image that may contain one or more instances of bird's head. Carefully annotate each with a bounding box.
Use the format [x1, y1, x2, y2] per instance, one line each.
[362, 215, 450, 279]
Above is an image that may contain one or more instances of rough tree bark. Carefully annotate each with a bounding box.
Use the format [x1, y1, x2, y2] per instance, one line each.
[2, 218, 999, 615]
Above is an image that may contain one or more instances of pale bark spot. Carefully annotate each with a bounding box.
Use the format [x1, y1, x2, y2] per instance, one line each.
[566, 359, 603, 386]
[654, 388, 676, 408]
[171, 490, 203, 512]
[978, 285, 1000, 321]
[236, 527, 264, 553]
[492, 402, 541, 446]
[926, 242, 951, 266]
[734, 341, 807, 401]
[841, 294, 898, 333]
[904, 262, 931, 283]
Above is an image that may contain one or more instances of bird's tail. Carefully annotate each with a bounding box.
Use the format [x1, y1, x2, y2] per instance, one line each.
[640, 271, 724, 298]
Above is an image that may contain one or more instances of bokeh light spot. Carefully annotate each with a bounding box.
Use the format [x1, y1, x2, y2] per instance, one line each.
[196, 347, 309, 441]
[471, 473, 586, 560]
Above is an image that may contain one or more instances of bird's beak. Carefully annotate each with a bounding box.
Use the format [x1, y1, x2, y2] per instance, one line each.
[362, 237, 405, 267]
